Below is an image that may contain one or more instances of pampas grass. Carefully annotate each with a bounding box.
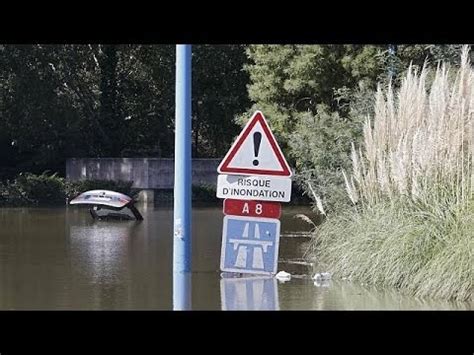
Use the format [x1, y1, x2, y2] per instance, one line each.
[350, 46, 473, 206]
[309, 46, 474, 302]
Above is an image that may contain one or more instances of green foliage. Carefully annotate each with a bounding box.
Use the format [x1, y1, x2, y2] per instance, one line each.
[288, 105, 364, 212]
[392, 45, 465, 72]
[0, 172, 65, 206]
[306, 48, 474, 301]
[0, 172, 134, 206]
[242, 44, 469, 214]
[0, 44, 470, 212]
[192, 45, 251, 157]
[240, 45, 386, 212]
[0, 44, 250, 179]
[308, 194, 473, 301]
[0, 173, 221, 206]
[192, 184, 218, 203]
[241, 45, 385, 131]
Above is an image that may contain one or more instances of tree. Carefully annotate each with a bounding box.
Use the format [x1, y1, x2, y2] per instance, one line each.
[0, 44, 92, 176]
[192, 44, 251, 157]
[242, 44, 468, 213]
[0, 44, 251, 179]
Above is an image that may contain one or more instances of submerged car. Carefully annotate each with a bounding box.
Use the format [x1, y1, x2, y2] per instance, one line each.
[69, 190, 143, 221]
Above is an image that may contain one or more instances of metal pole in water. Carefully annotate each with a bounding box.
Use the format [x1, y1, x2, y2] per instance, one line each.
[173, 44, 192, 310]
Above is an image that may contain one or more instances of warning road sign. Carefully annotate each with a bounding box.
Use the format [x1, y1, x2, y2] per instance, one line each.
[217, 110, 292, 278]
[217, 111, 292, 177]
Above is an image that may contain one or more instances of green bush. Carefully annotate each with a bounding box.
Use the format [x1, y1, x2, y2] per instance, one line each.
[0, 181, 20, 206]
[307, 47, 474, 302]
[308, 195, 473, 302]
[0, 172, 65, 206]
[289, 103, 367, 214]
[0, 172, 135, 206]
[192, 184, 218, 203]
[0, 173, 220, 206]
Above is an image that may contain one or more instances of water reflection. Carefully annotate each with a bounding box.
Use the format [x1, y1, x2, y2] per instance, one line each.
[276, 279, 473, 310]
[220, 276, 279, 310]
[173, 272, 192, 310]
[69, 222, 140, 285]
[0, 206, 471, 310]
[313, 279, 331, 288]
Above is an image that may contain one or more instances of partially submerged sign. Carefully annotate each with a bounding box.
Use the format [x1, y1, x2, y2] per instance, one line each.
[217, 111, 292, 177]
[217, 110, 292, 276]
[220, 215, 281, 275]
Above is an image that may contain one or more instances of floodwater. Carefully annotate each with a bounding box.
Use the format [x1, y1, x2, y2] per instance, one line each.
[0, 205, 471, 310]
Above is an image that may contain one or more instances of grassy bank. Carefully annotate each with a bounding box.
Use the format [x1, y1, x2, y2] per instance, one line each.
[308, 194, 473, 301]
[308, 47, 473, 302]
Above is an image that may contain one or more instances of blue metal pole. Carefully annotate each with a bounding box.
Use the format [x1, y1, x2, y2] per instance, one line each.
[173, 44, 192, 310]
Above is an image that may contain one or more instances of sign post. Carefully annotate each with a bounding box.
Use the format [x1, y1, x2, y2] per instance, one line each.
[173, 44, 192, 310]
[217, 111, 292, 276]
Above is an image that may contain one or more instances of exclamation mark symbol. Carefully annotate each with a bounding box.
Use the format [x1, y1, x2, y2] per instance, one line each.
[253, 132, 262, 166]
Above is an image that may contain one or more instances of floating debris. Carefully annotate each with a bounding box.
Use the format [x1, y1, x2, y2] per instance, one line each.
[313, 272, 331, 287]
[312, 272, 331, 281]
[275, 271, 291, 282]
[313, 279, 331, 287]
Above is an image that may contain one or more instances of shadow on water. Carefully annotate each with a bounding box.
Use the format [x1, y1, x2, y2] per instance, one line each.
[220, 276, 279, 310]
[0, 206, 471, 310]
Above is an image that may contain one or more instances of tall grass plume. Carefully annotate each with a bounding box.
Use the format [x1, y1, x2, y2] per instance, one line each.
[309, 46, 473, 302]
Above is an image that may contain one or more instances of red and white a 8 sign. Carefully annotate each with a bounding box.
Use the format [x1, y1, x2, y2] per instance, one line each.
[223, 199, 281, 219]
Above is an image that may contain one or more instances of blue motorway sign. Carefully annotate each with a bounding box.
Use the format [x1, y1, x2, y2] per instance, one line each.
[220, 276, 279, 310]
[220, 215, 280, 275]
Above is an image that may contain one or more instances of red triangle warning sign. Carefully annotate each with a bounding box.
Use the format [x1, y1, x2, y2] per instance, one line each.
[218, 111, 292, 177]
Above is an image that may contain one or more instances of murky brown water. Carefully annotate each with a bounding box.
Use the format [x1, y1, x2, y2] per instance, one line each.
[0, 205, 471, 310]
